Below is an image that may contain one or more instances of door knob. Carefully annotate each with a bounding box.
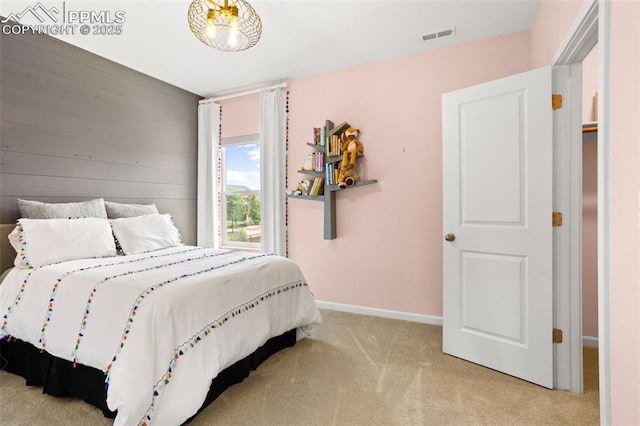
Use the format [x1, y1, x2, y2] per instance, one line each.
[444, 233, 455, 242]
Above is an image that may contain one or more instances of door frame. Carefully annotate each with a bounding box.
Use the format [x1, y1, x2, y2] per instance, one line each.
[552, 0, 610, 422]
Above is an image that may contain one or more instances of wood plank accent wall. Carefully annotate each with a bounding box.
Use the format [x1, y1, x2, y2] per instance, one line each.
[0, 24, 201, 244]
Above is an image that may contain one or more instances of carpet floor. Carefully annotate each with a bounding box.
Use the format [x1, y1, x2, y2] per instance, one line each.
[0, 309, 599, 425]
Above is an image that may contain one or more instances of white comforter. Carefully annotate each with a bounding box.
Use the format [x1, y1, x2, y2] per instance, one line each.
[0, 246, 321, 425]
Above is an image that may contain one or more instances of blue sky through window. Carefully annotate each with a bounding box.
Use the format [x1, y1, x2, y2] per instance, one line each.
[225, 143, 260, 191]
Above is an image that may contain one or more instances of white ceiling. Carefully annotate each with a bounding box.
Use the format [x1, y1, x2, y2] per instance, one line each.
[0, 0, 540, 97]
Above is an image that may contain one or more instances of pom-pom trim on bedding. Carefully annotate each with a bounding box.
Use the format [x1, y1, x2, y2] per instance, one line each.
[2, 247, 206, 343]
[15, 220, 30, 268]
[68, 248, 232, 364]
[33, 247, 207, 352]
[3, 220, 141, 338]
[104, 253, 275, 387]
[1, 273, 30, 337]
[140, 280, 308, 426]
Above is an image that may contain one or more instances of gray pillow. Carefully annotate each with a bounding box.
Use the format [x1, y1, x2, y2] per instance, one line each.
[17, 198, 108, 219]
[105, 201, 159, 218]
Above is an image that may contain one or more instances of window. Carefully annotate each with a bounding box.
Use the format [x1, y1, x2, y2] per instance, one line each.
[220, 134, 261, 249]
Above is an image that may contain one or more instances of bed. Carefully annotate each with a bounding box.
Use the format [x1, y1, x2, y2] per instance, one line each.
[0, 211, 321, 425]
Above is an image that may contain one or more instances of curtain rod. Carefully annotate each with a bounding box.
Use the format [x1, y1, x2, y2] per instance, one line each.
[199, 81, 288, 104]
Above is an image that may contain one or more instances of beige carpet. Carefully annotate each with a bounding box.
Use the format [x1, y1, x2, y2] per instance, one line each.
[0, 309, 599, 425]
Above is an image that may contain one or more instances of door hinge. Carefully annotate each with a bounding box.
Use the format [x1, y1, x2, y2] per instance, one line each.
[552, 94, 563, 110]
[552, 211, 563, 227]
[553, 328, 563, 344]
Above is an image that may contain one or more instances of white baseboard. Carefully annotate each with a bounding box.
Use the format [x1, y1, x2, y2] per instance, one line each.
[583, 335, 599, 348]
[316, 301, 598, 347]
[315, 300, 443, 326]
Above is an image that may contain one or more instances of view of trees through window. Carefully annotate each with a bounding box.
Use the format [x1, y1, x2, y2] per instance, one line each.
[222, 140, 261, 247]
[225, 192, 260, 243]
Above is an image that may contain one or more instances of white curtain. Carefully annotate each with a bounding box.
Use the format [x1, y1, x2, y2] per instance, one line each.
[260, 88, 287, 256]
[197, 102, 221, 248]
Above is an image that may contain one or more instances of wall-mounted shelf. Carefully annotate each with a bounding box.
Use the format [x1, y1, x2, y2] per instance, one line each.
[287, 119, 378, 239]
[297, 170, 324, 177]
[287, 193, 324, 202]
[327, 179, 378, 192]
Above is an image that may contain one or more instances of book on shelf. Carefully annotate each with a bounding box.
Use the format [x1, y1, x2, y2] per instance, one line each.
[315, 151, 324, 172]
[327, 134, 341, 156]
[312, 125, 343, 153]
[309, 177, 324, 196]
[313, 127, 321, 145]
[310, 178, 317, 196]
[325, 163, 336, 185]
[312, 127, 334, 148]
[328, 163, 341, 186]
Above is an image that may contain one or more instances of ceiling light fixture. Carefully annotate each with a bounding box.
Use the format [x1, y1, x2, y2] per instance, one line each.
[188, 0, 262, 52]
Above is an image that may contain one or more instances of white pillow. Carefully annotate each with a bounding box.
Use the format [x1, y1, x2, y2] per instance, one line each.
[9, 218, 117, 268]
[110, 214, 182, 255]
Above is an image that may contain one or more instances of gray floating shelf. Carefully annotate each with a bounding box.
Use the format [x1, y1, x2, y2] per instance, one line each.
[327, 179, 378, 192]
[297, 170, 324, 177]
[306, 143, 325, 150]
[287, 193, 324, 202]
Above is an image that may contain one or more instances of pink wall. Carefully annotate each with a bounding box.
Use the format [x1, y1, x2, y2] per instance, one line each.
[609, 1, 640, 422]
[530, 0, 585, 68]
[287, 31, 531, 316]
[531, 0, 640, 422]
[582, 46, 598, 123]
[219, 93, 260, 138]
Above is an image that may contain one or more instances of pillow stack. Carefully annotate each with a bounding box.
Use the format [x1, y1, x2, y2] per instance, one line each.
[8, 198, 182, 268]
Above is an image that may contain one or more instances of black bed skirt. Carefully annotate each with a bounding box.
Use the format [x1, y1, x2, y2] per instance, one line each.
[0, 329, 296, 422]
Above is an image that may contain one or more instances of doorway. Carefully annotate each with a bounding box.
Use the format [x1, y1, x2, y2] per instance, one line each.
[581, 42, 599, 401]
[552, 0, 610, 422]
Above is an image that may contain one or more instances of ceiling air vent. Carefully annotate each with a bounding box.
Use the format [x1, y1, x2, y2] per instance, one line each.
[422, 26, 456, 42]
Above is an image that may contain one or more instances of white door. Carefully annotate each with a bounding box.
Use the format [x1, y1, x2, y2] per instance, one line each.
[442, 67, 553, 388]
